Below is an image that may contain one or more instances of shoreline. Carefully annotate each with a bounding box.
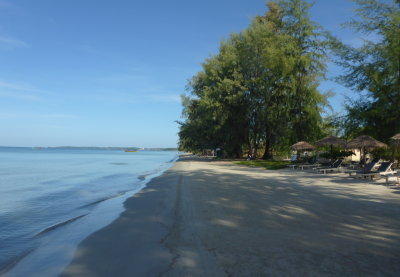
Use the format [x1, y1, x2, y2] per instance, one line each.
[61, 156, 186, 276]
[59, 156, 400, 276]
[2, 155, 179, 277]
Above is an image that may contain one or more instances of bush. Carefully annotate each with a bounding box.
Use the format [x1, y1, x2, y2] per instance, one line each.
[371, 147, 400, 161]
[319, 150, 354, 159]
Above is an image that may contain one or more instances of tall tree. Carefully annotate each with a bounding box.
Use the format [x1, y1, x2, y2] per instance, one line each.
[334, 0, 400, 141]
[233, 2, 291, 158]
[277, 0, 328, 143]
[179, 40, 248, 158]
[257, 0, 329, 158]
[178, 0, 329, 158]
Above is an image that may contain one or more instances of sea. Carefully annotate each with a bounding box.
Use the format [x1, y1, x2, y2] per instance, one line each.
[0, 147, 178, 276]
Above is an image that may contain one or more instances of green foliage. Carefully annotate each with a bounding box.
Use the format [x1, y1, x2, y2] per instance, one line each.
[332, 0, 400, 142]
[371, 147, 400, 160]
[178, 0, 329, 158]
[319, 150, 355, 159]
[235, 160, 290, 170]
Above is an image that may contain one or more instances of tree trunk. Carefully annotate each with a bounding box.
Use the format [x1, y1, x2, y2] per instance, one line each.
[247, 139, 253, 159]
[262, 139, 273, 160]
[234, 145, 242, 159]
[392, 146, 398, 163]
[253, 140, 258, 159]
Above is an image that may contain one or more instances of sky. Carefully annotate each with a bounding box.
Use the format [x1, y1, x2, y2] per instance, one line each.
[0, 0, 371, 147]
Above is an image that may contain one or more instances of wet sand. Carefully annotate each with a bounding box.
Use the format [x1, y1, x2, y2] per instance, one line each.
[61, 156, 400, 276]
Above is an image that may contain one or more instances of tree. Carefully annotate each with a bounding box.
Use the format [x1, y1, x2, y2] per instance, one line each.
[333, 0, 400, 141]
[256, 0, 329, 158]
[178, 0, 330, 159]
[178, 40, 248, 158]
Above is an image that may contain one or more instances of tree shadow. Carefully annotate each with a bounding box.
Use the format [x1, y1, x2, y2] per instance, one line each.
[61, 159, 400, 276]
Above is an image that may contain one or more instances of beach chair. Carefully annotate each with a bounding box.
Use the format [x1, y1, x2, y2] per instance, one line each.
[297, 162, 321, 170]
[314, 159, 337, 170]
[288, 158, 320, 170]
[319, 159, 343, 174]
[346, 158, 380, 176]
[287, 155, 319, 170]
[287, 164, 298, 170]
[383, 174, 400, 185]
[287, 162, 319, 170]
[356, 162, 397, 180]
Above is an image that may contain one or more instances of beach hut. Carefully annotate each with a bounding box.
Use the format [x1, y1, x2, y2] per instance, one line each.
[315, 136, 347, 160]
[347, 135, 387, 164]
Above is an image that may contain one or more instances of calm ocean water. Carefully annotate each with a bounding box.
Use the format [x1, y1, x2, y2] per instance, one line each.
[0, 147, 177, 276]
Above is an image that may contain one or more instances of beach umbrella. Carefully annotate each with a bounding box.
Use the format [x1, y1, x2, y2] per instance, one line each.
[390, 133, 400, 162]
[390, 133, 400, 144]
[291, 141, 316, 151]
[291, 141, 315, 161]
[347, 135, 387, 164]
[315, 136, 347, 147]
[347, 135, 387, 149]
[316, 136, 347, 160]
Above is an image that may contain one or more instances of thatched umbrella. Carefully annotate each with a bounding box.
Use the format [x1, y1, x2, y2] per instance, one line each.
[390, 133, 400, 162]
[316, 136, 347, 160]
[316, 136, 347, 147]
[291, 141, 315, 161]
[347, 135, 387, 164]
[291, 141, 316, 151]
[390, 133, 400, 144]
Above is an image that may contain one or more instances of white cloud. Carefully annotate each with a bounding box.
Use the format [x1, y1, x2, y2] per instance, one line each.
[0, 90, 40, 101]
[0, 36, 29, 50]
[0, 80, 38, 91]
[0, 80, 44, 101]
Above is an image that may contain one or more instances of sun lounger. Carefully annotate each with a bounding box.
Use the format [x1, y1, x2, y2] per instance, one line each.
[383, 174, 400, 185]
[297, 163, 321, 170]
[356, 162, 397, 180]
[319, 159, 343, 174]
[287, 162, 320, 170]
[314, 159, 338, 170]
[346, 159, 380, 176]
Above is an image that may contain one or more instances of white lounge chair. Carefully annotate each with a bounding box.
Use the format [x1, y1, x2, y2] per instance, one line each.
[357, 162, 397, 180]
[319, 159, 343, 174]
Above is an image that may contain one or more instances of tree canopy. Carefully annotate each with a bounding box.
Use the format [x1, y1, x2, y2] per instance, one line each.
[178, 0, 400, 158]
[177, 0, 331, 158]
[333, 0, 400, 141]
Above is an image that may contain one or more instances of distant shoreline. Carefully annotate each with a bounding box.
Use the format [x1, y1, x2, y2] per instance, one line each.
[0, 146, 178, 151]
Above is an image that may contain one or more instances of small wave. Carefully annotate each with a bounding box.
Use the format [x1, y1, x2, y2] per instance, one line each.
[98, 173, 132, 181]
[0, 248, 35, 275]
[80, 192, 126, 208]
[110, 162, 128, 165]
[34, 214, 88, 237]
[137, 169, 161, 181]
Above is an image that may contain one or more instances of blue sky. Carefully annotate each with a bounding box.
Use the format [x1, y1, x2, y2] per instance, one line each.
[0, 0, 370, 147]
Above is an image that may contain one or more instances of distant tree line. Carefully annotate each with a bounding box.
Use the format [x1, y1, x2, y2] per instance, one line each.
[177, 0, 400, 159]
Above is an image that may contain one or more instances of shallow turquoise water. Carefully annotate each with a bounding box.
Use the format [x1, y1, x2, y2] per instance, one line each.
[0, 147, 177, 275]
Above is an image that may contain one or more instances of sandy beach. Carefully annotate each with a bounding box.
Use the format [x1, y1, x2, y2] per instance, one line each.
[61, 156, 400, 276]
